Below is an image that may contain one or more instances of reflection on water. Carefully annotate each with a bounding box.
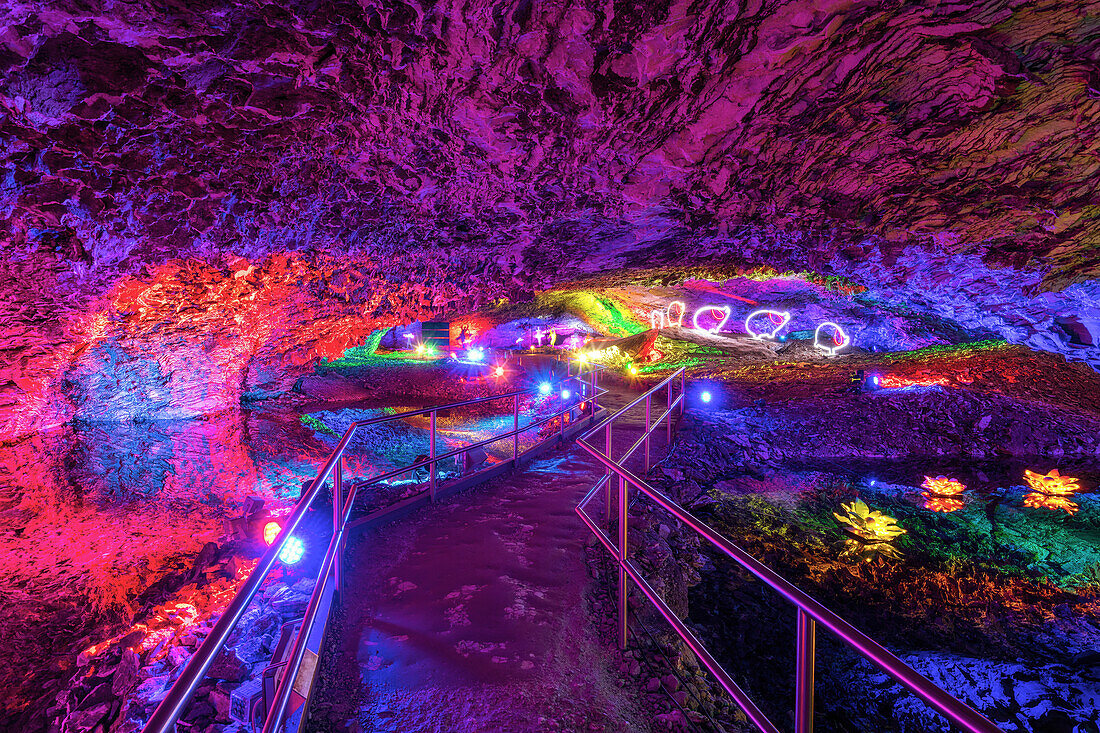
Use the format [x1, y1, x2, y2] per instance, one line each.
[0, 394, 577, 725]
[785, 456, 1100, 496]
[0, 406, 344, 727]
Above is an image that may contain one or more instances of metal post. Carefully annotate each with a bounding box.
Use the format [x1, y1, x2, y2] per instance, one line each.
[333, 457, 343, 593]
[604, 421, 613, 523]
[667, 379, 673, 443]
[591, 367, 598, 414]
[429, 410, 437, 501]
[513, 394, 520, 462]
[680, 370, 685, 416]
[643, 394, 651, 473]
[617, 474, 629, 649]
[795, 609, 817, 733]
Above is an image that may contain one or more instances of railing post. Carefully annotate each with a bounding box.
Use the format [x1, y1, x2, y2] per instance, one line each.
[680, 370, 685, 416]
[643, 394, 651, 473]
[617, 474, 629, 649]
[334, 457, 343, 593]
[667, 379, 673, 443]
[429, 410, 437, 501]
[604, 421, 612, 523]
[795, 609, 816, 733]
[591, 367, 598, 414]
[513, 394, 520, 462]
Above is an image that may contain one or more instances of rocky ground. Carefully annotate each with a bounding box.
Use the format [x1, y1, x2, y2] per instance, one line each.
[54, 568, 316, 733]
[628, 343, 1100, 732]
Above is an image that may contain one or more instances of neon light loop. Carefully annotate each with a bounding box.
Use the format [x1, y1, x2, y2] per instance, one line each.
[666, 301, 686, 328]
[692, 305, 731, 334]
[745, 309, 791, 340]
[813, 321, 850, 356]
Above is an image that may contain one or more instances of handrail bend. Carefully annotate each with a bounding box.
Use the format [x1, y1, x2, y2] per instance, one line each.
[575, 368, 1002, 733]
[144, 361, 604, 733]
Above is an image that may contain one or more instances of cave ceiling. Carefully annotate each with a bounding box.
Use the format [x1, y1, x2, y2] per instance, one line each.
[1, 0, 1100, 437]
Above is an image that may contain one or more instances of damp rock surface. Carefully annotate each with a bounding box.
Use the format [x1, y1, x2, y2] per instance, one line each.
[2, 1, 1100, 438]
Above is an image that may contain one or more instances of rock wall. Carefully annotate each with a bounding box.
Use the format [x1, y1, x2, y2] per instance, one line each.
[2, 0, 1099, 437]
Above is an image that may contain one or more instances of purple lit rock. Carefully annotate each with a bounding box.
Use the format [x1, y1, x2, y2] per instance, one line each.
[0, 0, 1098, 440]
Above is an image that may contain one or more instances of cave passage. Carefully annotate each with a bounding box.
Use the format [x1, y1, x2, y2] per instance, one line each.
[4, 1, 1100, 731]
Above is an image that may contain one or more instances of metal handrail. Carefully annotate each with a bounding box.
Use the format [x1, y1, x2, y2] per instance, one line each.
[575, 368, 1003, 733]
[144, 360, 605, 733]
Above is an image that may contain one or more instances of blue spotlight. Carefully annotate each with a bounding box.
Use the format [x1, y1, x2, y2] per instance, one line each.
[466, 347, 485, 362]
[701, 391, 712, 403]
[279, 536, 305, 564]
[561, 389, 571, 399]
[538, 382, 552, 395]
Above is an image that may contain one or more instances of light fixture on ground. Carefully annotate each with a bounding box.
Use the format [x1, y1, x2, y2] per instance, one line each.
[279, 536, 305, 565]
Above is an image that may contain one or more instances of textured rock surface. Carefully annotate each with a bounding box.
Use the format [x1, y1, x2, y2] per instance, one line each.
[2, 0, 1100, 438]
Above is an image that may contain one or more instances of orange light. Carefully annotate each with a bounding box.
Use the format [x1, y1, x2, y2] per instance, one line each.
[923, 495, 965, 513]
[1023, 493, 1079, 515]
[920, 476, 967, 512]
[263, 521, 281, 545]
[921, 476, 967, 496]
[880, 374, 951, 389]
[1023, 468, 1081, 496]
[1022, 468, 1083, 515]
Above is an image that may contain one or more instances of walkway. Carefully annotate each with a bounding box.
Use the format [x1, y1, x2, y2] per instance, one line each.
[310, 433, 652, 732]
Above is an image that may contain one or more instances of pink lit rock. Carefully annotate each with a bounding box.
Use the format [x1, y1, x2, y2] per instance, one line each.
[0, 0, 1098, 441]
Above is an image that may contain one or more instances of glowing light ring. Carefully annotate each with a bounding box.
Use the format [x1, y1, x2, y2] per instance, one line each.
[649, 310, 666, 330]
[666, 301, 686, 328]
[744, 309, 791, 340]
[692, 305, 731, 334]
[813, 322, 850, 356]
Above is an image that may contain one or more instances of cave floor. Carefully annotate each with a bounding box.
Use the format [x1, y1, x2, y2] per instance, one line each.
[309, 409, 653, 732]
